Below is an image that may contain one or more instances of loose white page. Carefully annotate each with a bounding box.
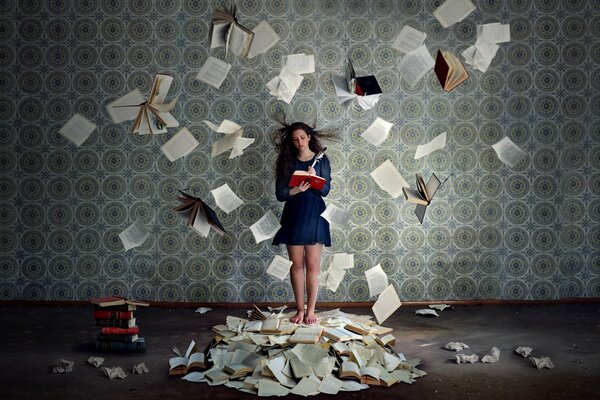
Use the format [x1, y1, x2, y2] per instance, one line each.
[397, 44, 435, 88]
[392, 25, 427, 54]
[365, 264, 389, 298]
[320, 204, 350, 228]
[230, 136, 254, 158]
[370, 160, 409, 198]
[267, 68, 304, 104]
[372, 284, 402, 324]
[461, 37, 499, 73]
[118, 218, 149, 251]
[266, 255, 293, 281]
[182, 371, 206, 382]
[291, 344, 329, 365]
[256, 378, 290, 396]
[415, 131, 447, 159]
[196, 56, 231, 89]
[355, 94, 380, 111]
[477, 22, 511, 44]
[340, 380, 369, 391]
[210, 183, 243, 214]
[433, 0, 476, 28]
[290, 375, 321, 397]
[59, 113, 96, 147]
[250, 210, 280, 243]
[326, 266, 346, 292]
[491, 136, 527, 167]
[106, 89, 145, 123]
[212, 130, 243, 158]
[361, 117, 394, 147]
[283, 53, 315, 75]
[204, 119, 242, 134]
[160, 127, 199, 162]
[331, 253, 354, 270]
[318, 374, 343, 395]
[247, 21, 280, 59]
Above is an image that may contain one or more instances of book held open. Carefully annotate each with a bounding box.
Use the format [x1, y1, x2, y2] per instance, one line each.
[434, 50, 469, 91]
[288, 170, 327, 191]
[173, 191, 226, 237]
[210, 6, 254, 58]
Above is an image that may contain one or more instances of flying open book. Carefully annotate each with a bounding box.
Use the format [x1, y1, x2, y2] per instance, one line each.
[403, 173, 446, 224]
[332, 59, 382, 110]
[210, 6, 255, 58]
[434, 50, 469, 92]
[173, 191, 226, 237]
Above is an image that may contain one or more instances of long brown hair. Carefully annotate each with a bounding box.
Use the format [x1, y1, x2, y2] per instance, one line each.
[271, 111, 337, 179]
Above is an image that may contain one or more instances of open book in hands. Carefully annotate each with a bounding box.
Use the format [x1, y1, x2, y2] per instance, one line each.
[173, 191, 226, 237]
[210, 6, 255, 58]
[289, 171, 326, 191]
[402, 173, 441, 206]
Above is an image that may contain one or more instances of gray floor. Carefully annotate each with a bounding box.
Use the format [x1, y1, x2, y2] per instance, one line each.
[2, 303, 599, 399]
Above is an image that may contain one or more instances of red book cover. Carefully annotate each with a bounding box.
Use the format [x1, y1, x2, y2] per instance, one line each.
[288, 171, 326, 191]
[94, 310, 133, 320]
[101, 326, 140, 335]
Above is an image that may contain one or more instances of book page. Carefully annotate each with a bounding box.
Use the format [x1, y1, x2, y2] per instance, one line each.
[59, 113, 96, 147]
[290, 375, 321, 397]
[191, 207, 211, 238]
[247, 21, 280, 58]
[365, 264, 389, 298]
[392, 25, 427, 54]
[461, 37, 499, 73]
[372, 284, 402, 324]
[204, 119, 243, 134]
[196, 56, 231, 89]
[491, 137, 527, 167]
[249, 210, 280, 243]
[267, 68, 304, 103]
[160, 127, 199, 162]
[291, 343, 328, 365]
[283, 53, 315, 75]
[106, 89, 145, 123]
[397, 44, 435, 88]
[361, 117, 394, 147]
[433, 0, 476, 28]
[230, 136, 254, 158]
[210, 183, 244, 214]
[318, 374, 343, 395]
[266, 255, 292, 281]
[477, 22, 511, 44]
[415, 131, 447, 159]
[370, 160, 409, 198]
[227, 23, 253, 57]
[325, 266, 345, 292]
[118, 218, 150, 251]
[212, 130, 243, 158]
[320, 204, 350, 228]
[149, 73, 173, 104]
[331, 253, 354, 270]
[210, 21, 230, 48]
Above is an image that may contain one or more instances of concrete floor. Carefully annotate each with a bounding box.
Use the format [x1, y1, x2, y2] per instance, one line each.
[1, 303, 599, 399]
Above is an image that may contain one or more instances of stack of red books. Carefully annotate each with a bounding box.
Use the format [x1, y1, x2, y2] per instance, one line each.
[91, 296, 149, 352]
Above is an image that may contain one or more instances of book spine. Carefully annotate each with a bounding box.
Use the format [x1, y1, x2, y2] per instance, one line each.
[94, 304, 136, 312]
[95, 338, 146, 352]
[97, 333, 138, 343]
[94, 310, 133, 320]
[100, 326, 139, 335]
[95, 319, 134, 328]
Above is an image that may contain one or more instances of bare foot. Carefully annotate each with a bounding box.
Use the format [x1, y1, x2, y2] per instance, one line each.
[303, 312, 317, 325]
[289, 310, 304, 324]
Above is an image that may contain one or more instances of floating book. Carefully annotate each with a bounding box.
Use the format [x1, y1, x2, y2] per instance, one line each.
[173, 191, 226, 238]
[210, 5, 254, 58]
[402, 173, 445, 224]
[288, 170, 326, 191]
[434, 50, 469, 92]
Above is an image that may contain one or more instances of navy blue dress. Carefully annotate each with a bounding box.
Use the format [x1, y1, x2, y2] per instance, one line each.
[272, 155, 331, 247]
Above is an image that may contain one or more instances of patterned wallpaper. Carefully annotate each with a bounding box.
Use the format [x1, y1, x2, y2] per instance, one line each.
[1, 0, 599, 303]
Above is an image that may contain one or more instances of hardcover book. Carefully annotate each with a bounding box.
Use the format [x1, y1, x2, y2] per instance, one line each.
[434, 50, 469, 91]
[288, 170, 326, 191]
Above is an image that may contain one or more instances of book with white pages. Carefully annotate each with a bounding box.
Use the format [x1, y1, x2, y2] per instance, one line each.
[370, 160, 409, 199]
[197, 56, 231, 89]
[247, 21, 280, 58]
[210, 6, 254, 58]
[160, 127, 199, 162]
[59, 113, 96, 146]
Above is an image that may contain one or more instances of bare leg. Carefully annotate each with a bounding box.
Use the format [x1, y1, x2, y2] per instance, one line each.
[303, 244, 322, 325]
[287, 245, 305, 324]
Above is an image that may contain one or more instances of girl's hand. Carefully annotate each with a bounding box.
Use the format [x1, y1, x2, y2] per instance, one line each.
[307, 166, 316, 175]
[298, 181, 311, 192]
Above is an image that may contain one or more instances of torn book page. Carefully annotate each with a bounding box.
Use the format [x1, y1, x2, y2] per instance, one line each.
[196, 56, 231, 89]
[87, 356, 104, 368]
[118, 218, 150, 251]
[461, 37, 499, 73]
[477, 22, 511, 44]
[456, 354, 479, 364]
[429, 304, 452, 311]
[59, 113, 96, 147]
[361, 117, 393, 147]
[267, 67, 304, 104]
[445, 342, 469, 351]
[211, 183, 244, 214]
[102, 366, 127, 379]
[515, 346, 533, 358]
[370, 160, 409, 198]
[52, 359, 74, 374]
[530, 356, 554, 369]
[330, 253, 354, 270]
[266, 255, 293, 281]
[372, 284, 401, 324]
[491, 136, 527, 167]
[392, 25, 427, 54]
[283, 53, 315, 75]
[132, 362, 149, 374]
[249, 210, 280, 243]
[320, 204, 350, 228]
[247, 21, 280, 59]
[195, 307, 212, 314]
[415, 309, 439, 317]
[160, 127, 199, 162]
[106, 89, 145, 123]
[433, 0, 476, 28]
[365, 264, 389, 298]
[397, 44, 435, 89]
[415, 131, 447, 159]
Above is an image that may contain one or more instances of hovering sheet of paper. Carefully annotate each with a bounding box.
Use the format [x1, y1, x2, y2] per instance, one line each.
[267, 68, 304, 104]
[59, 113, 96, 147]
[477, 22, 511, 43]
[283, 53, 315, 75]
[370, 160, 409, 198]
[372, 284, 402, 324]
[247, 21, 280, 59]
[397, 44, 435, 88]
[204, 119, 242, 134]
[210, 183, 243, 214]
[320, 204, 350, 228]
[106, 89, 144, 123]
[461, 37, 499, 73]
[433, 0, 476, 28]
[415, 131, 447, 159]
[355, 94, 380, 110]
[118, 218, 149, 251]
[392, 25, 427, 54]
[326, 267, 346, 292]
[212, 131, 243, 158]
[230, 136, 254, 158]
[250, 210, 280, 243]
[331, 253, 354, 270]
[491, 136, 527, 167]
[361, 118, 394, 147]
[266, 255, 292, 281]
[160, 127, 199, 162]
[196, 56, 231, 89]
[365, 264, 389, 298]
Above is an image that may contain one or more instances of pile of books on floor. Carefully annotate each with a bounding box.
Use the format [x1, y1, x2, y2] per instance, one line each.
[167, 305, 425, 396]
[91, 296, 149, 352]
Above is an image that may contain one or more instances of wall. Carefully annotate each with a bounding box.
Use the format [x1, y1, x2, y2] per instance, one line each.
[1, 0, 599, 302]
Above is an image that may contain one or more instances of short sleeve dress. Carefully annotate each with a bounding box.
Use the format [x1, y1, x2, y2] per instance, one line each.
[272, 155, 331, 247]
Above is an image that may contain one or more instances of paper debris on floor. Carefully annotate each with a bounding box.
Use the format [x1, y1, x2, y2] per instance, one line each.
[132, 362, 149, 374]
[515, 346, 533, 357]
[167, 305, 425, 395]
[195, 307, 212, 314]
[52, 359, 75, 374]
[415, 309, 439, 317]
[102, 366, 127, 379]
[530, 356, 554, 369]
[428, 304, 452, 311]
[481, 347, 500, 364]
[87, 356, 104, 367]
[456, 354, 479, 364]
[445, 342, 469, 351]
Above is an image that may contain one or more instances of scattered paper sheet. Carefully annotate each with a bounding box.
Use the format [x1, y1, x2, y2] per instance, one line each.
[320, 204, 350, 228]
[52, 359, 74, 374]
[106, 89, 145, 123]
[491, 137, 527, 167]
[372, 284, 401, 324]
[250, 210, 280, 243]
[195, 307, 212, 314]
[283, 53, 315, 75]
[433, 0, 476, 28]
[257, 378, 290, 396]
[205, 119, 254, 159]
[515, 346, 533, 358]
[445, 342, 469, 351]
[461, 37, 499, 73]
[429, 304, 452, 311]
[59, 113, 96, 146]
[118, 218, 150, 251]
[267, 67, 304, 104]
[530, 356, 554, 369]
[361, 118, 394, 147]
[266, 255, 293, 281]
[456, 354, 479, 364]
[318, 374, 343, 395]
[392, 25, 427, 54]
[196, 56, 231, 89]
[290, 374, 321, 396]
[87, 356, 104, 367]
[331, 253, 354, 270]
[397, 44, 435, 88]
[415, 309, 439, 317]
[481, 347, 500, 364]
[247, 21, 280, 59]
[415, 131, 447, 159]
[477, 22, 511, 44]
[365, 264, 389, 298]
[160, 127, 199, 162]
[230, 136, 255, 158]
[370, 160, 409, 198]
[182, 371, 206, 382]
[340, 380, 369, 391]
[102, 366, 127, 379]
[211, 184, 244, 214]
[132, 362, 149, 374]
